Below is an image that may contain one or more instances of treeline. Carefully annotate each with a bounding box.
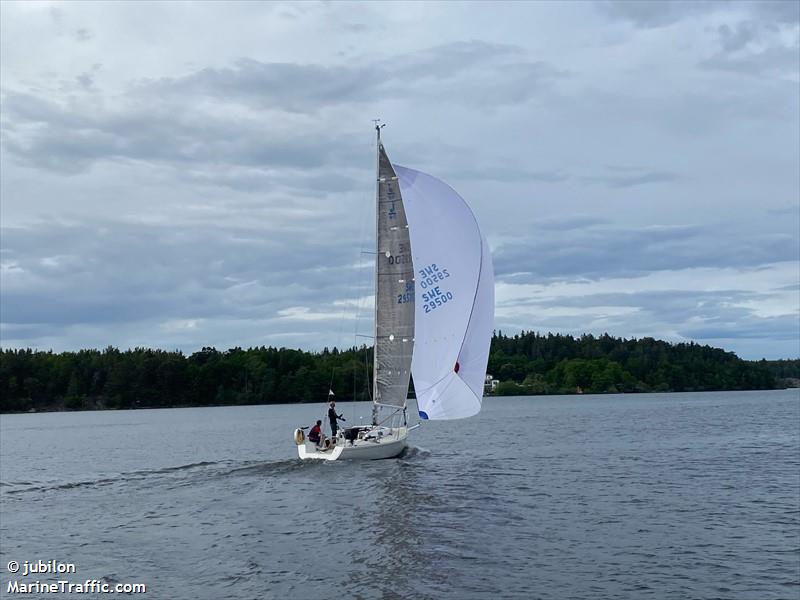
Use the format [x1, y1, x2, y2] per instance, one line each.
[0, 332, 796, 412]
[488, 331, 794, 395]
[758, 358, 800, 381]
[0, 346, 373, 412]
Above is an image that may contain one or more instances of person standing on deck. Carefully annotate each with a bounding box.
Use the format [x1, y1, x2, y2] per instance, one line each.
[328, 401, 345, 437]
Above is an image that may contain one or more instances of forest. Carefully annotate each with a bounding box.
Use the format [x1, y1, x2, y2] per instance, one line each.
[1, 331, 796, 412]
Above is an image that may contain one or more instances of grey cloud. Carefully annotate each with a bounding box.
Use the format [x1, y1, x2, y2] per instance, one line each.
[0, 324, 49, 342]
[698, 4, 800, 77]
[1, 218, 369, 330]
[273, 3, 317, 21]
[511, 287, 741, 303]
[505, 289, 767, 324]
[144, 41, 555, 112]
[596, 1, 722, 29]
[152, 58, 369, 112]
[681, 315, 799, 341]
[386, 40, 522, 84]
[767, 205, 799, 216]
[1, 2, 796, 358]
[754, 0, 800, 24]
[700, 44, 800, 77]
[599, 1, 799, 30]
[535, 216, 609, 231]
[416, 155, 676, 191]
[343, 23, 368, 33]
[1, 41, 561, 179]
[75, 72, 94, 89]
[495, 287, 798, 359]
[460, 165, 569, 184]
[74, 28, 92, 42]
[48, 6, 63, 25]
[494, 224, 798, 282]
[718, 22, 759, 53]
[1, 90, 364, 178]
[181, 166, 360, 195]
[580, 170, 680, 189]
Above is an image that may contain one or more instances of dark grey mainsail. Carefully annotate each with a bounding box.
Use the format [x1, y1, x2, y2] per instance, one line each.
[373, 141, 415, 421]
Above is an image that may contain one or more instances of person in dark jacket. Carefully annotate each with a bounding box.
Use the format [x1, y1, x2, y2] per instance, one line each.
[308, 420, 322, 444]
[328, 401, 345, 437]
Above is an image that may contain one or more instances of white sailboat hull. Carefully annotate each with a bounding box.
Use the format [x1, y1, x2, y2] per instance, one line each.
[297, 427, 408, 461]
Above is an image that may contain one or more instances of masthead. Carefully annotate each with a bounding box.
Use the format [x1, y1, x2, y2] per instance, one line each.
[373, 119, 386, 141]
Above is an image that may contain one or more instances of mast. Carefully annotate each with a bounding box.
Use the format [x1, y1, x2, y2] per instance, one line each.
[372, 120, 383, 425]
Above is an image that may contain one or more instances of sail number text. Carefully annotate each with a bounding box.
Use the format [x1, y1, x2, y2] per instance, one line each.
[387, 242, 411, 267]
[397, 281, 415, 304]
[419, 263, 453, 313]
[418, 263, 450, 289]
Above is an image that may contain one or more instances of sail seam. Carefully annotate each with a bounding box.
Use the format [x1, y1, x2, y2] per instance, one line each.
[413, 371, 452, 395]
[457, 236, 485, 362]
[423, 373, 458, 416]
[456, 371, 483, 405]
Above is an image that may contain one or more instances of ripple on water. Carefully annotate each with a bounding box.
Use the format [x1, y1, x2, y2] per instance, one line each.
[0, 391, 798, 600]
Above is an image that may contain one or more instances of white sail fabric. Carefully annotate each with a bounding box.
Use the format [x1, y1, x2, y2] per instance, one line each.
[395, 165, 494, 420]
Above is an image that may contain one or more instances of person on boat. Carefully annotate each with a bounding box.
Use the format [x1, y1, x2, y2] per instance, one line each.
[308, 420, 322, 444]
[328, 401, 345, 437]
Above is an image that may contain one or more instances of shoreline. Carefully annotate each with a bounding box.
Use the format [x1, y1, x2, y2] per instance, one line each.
[3, 387, 796, 415]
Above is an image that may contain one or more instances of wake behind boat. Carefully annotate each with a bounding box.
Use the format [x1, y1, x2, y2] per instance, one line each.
[293, 123, 494, 460]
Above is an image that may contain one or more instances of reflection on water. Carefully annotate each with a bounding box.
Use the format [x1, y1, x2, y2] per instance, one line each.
[1, 391, 798, 599]
[348, 454, 443, 596]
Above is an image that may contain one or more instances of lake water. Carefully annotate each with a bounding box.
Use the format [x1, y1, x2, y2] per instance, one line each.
[1, 390, 798, 599]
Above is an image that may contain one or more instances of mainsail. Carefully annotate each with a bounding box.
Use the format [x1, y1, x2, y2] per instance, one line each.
[373, 143, 415, 419]
[396, 166, 494, 420]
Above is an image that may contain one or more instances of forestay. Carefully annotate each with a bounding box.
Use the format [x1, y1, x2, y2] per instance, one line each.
[396, 165, 494, 420]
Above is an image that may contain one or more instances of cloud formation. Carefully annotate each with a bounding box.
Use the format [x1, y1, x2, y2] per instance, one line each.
[494, 223, 798, 281]
[1, 1, 797, 359]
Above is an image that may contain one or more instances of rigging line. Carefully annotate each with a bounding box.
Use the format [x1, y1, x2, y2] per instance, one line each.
[375, 405, 403, 428]
[349, 126, 382, 413]
[326, 151, 374, 414]
[356, 262, 374, 406]
[329, 209, 370, 394]
[364, 344, 373, 403]
[351, 206, 373, 419]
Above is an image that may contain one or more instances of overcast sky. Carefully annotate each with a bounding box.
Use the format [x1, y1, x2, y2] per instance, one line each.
[1, 0, 798, 360]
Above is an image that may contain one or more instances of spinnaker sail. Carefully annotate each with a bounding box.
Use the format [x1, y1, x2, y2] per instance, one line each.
[396, 165, 494, 420]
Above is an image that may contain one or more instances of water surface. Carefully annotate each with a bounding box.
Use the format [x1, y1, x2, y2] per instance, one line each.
[1, 390, 798, 599]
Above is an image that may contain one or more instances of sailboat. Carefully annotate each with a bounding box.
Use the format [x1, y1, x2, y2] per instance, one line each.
[293, 124, 494, 460]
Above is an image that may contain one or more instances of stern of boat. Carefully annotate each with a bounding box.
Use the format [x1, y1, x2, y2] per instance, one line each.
[294, 425, 408, 461]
